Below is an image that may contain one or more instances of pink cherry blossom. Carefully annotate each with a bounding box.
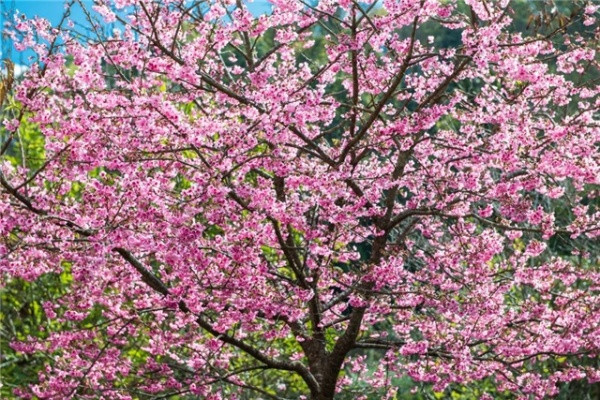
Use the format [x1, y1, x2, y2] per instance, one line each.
[1, 1, 600, 399]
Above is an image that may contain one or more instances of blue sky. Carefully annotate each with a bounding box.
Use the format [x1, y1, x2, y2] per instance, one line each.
[1, 0, 273, 65]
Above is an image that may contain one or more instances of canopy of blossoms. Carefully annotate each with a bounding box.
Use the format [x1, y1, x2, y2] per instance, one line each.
[1, 0, 599, 399]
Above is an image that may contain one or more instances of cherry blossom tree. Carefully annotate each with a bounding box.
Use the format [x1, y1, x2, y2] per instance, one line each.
[1, 0, 600, 399]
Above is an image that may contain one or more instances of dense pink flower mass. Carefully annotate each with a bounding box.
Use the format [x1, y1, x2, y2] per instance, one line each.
[1, 0, 600, 399]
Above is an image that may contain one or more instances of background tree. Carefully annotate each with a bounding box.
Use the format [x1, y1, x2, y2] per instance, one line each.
[1, 0, 600, 399]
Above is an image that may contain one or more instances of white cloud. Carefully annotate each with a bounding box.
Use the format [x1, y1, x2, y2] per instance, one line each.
[0, 62, 28, 78]
[13, 63, 28, 77]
